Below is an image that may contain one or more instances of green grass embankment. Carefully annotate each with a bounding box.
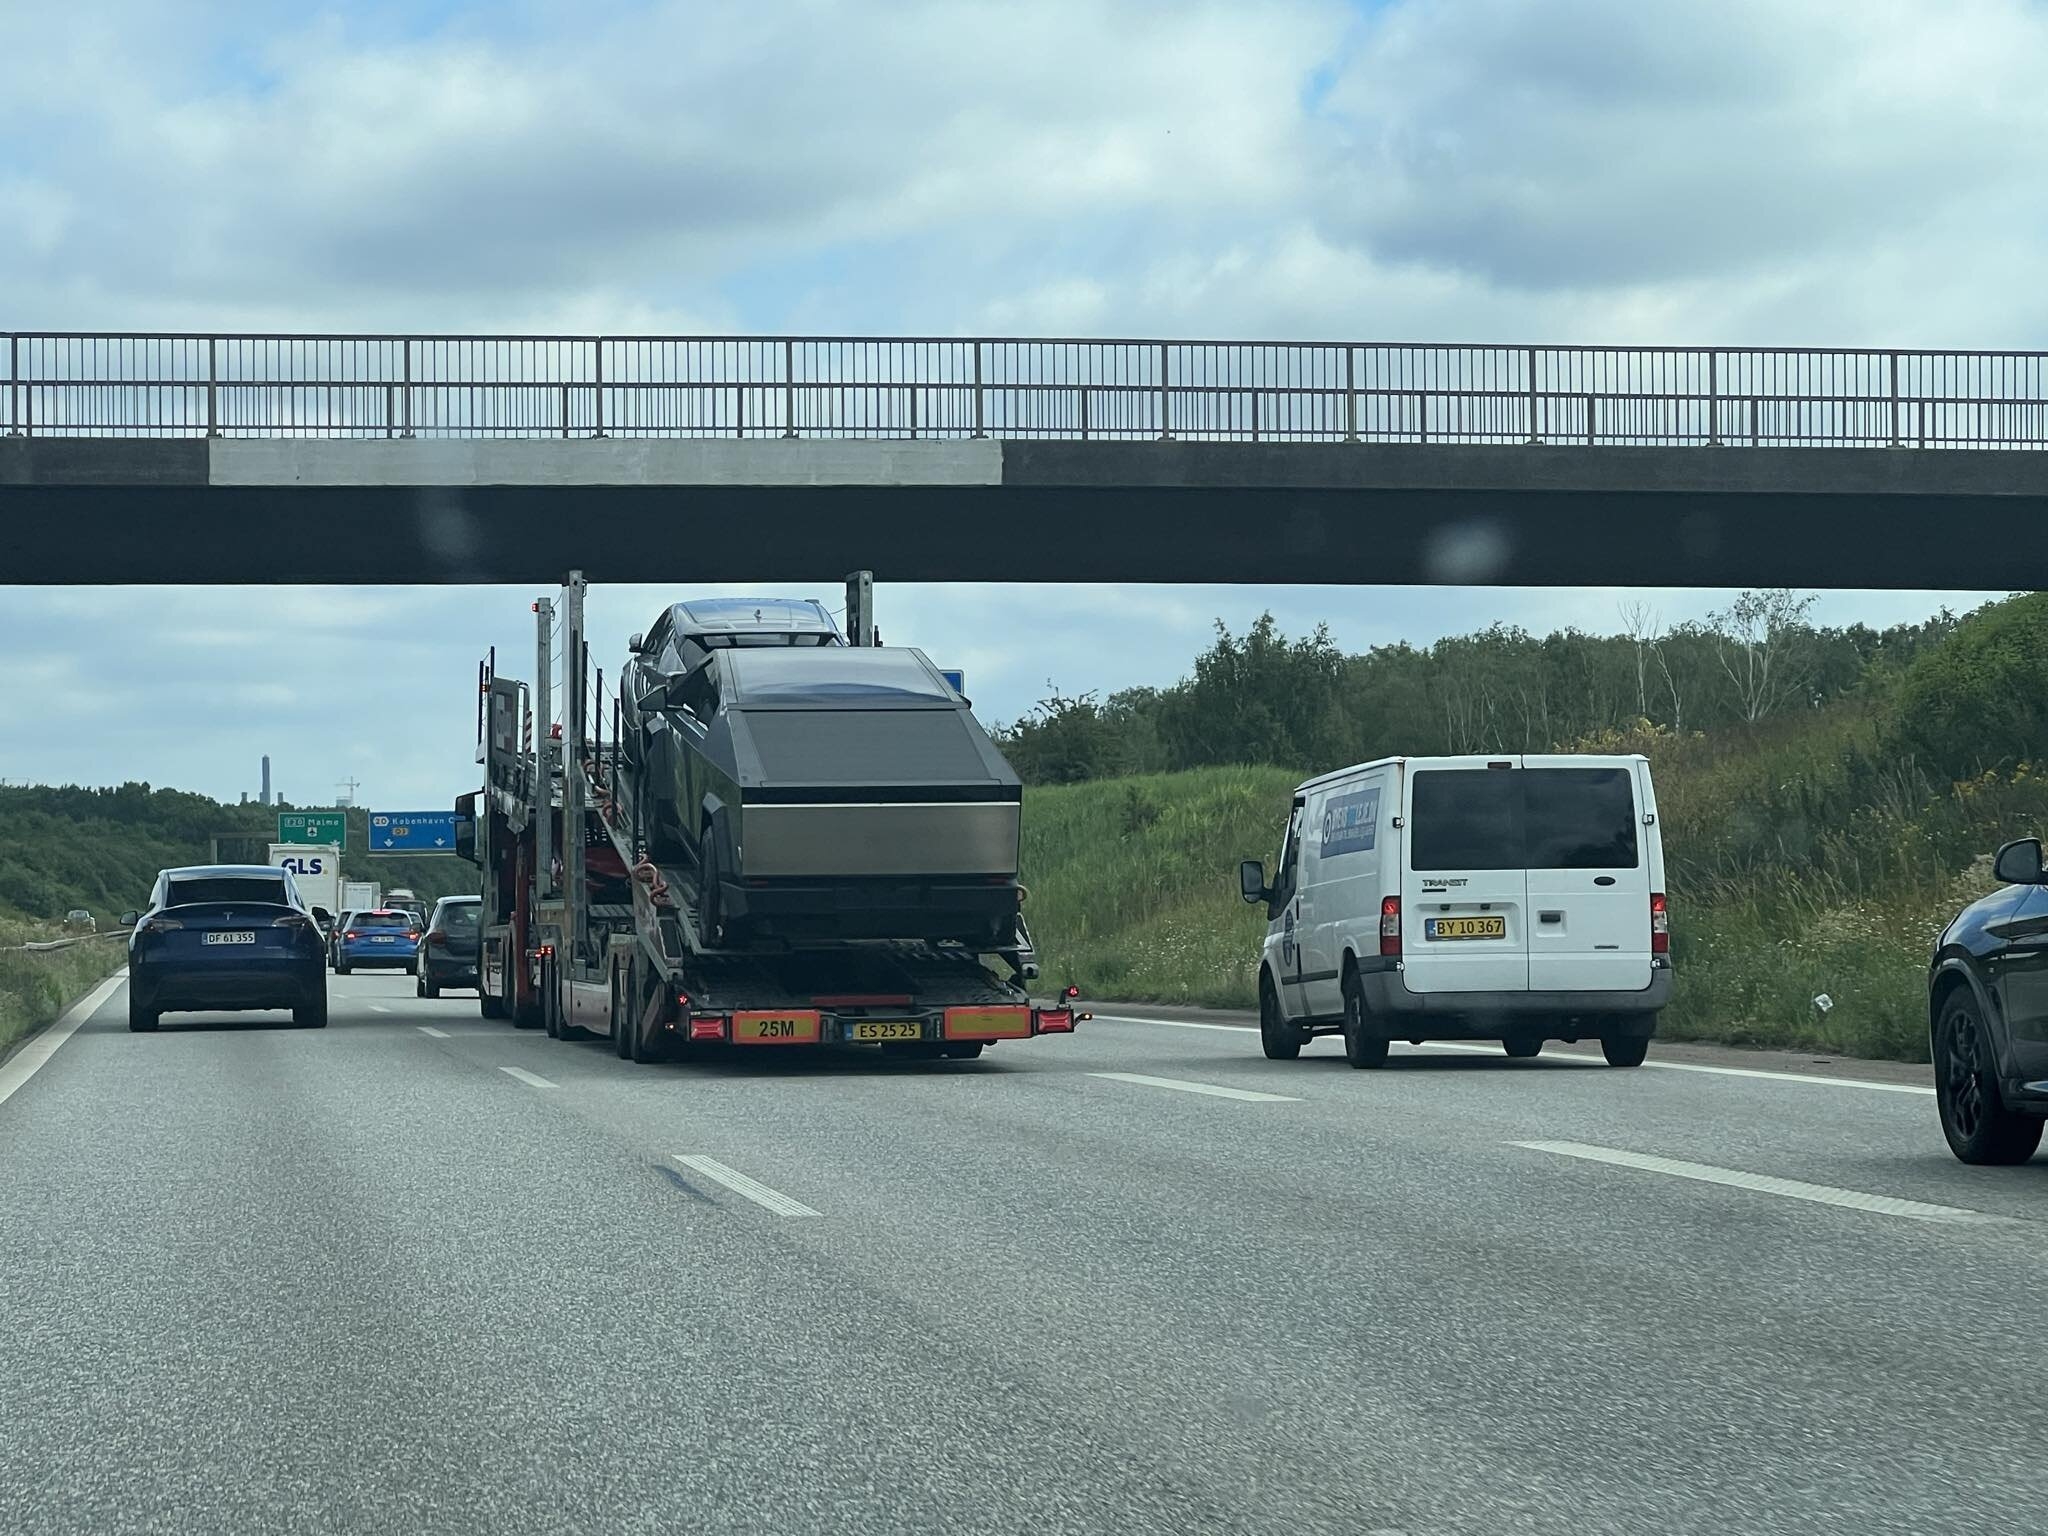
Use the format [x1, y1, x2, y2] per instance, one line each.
[0, 919, 124, 1061]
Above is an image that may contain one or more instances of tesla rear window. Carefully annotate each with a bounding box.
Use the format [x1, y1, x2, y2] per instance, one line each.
[165, 876, 291, 907]
[1410, 768, 1639, 871]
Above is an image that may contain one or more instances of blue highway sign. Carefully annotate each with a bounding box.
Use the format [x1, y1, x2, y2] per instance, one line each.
[368, 810, 459, 854]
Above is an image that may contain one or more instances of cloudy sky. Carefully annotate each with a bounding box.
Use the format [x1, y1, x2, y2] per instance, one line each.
[2, 0, 2035, 808]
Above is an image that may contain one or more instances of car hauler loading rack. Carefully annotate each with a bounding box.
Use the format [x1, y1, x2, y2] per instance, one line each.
[456, 571, 1079, 1062]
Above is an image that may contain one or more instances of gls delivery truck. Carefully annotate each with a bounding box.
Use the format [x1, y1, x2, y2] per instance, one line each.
[269, 843, 342, 921]
[1239, 754, 1670, 1068]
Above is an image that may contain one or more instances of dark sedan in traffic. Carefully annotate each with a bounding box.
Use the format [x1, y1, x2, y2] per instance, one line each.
[1929, 836, 2048, 1163]
[415, 895, 481, 997]
[127, 864, 328, 1031]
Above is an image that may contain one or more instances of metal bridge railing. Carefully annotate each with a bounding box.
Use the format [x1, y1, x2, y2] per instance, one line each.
[7, 334, 2048, 447]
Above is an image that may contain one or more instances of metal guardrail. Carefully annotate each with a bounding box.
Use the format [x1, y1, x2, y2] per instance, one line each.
[4, 929, 131, 954]
[6, 334, 2048, 447]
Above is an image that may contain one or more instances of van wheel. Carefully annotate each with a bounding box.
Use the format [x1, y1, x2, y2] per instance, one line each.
[1601, 1034, 1651, 1068]
[1259, 976, 1302, 1061]
[1504, 1035, 1544, 1059]
[1341, 971, 1389, 1069]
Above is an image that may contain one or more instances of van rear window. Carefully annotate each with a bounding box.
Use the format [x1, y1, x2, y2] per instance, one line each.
[1410, 768, 1639, 871]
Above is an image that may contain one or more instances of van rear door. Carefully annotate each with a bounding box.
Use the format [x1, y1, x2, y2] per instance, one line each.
[1401, 758, 1530, 995]
[1521, 756, 1651, 993]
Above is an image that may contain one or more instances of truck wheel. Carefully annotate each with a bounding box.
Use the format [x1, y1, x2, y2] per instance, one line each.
[942, 1041, 984, 1060]
[128, 996, 158, 1033]
[480, 987, 508, 1021]
[1600, 1033, 1651, 1068]
[612, 961, 634, 1059]
[628, 991, 664, 1064]
[1504, 1035, 1544, 1059]
[1259, 975, 1302, 1061]
[334, 959, 351, 976]
[1936, 990, 2044, 1164]
[1341, 970, 1389, 1069]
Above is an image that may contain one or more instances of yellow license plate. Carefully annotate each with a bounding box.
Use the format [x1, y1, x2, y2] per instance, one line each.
[1428, 916, 1507, 940]
[851, 1019, 923, 1043]
[732, 1010, 821, 1044]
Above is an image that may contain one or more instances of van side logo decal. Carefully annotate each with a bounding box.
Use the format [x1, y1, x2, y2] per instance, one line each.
[1319, 787, 1380, 859]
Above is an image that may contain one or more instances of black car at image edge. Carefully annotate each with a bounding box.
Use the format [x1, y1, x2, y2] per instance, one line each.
[1930, 835, 2048, 1163]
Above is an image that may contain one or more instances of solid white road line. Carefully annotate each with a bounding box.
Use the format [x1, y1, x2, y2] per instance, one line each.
[0, 969, 126, 1113]
[499, 1065, 557, 1089]
[1515, 1139, 2009, 1226]
[1090, 1071, 1301, 1103]
[417, 1025, 450, 1039]
[673, 1155, 821, 1217]
[1090, 1013, 1250, 1034]
[1092, 1012, 1935, 1096]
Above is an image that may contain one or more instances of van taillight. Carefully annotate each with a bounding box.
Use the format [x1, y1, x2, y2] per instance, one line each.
[1380, 896, 1402, 957]
[1651, 892, 1670, 954]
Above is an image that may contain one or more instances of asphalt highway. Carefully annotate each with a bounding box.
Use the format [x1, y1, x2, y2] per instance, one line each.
[5, 971, 2047, 1535]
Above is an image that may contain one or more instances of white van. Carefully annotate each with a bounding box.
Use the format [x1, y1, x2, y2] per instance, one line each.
[1238, 754, 1670, 1068]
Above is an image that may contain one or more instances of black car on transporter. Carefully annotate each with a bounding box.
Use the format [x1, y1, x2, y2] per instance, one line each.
[1929, 836, 2048, 1163]
[617, 598, 1024, 951]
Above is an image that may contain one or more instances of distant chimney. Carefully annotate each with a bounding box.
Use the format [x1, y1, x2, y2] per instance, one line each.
[261, 755, 272, 807]
[240, 790, 249, 805]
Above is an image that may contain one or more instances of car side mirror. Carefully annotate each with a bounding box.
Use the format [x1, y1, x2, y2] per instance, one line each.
[1995, 837, 2046, 886]
[1239, 859, 1270, 905]
[312, 907, 333, 923]
[628, 631, 645, 654]
[118, 910, 140, 927]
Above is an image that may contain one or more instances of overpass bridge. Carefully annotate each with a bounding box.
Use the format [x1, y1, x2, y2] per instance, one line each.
[4, 333, 2046, 586]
